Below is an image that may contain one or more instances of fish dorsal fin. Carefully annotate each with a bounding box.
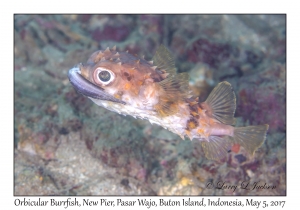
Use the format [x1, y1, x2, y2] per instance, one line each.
[153, 45, 177, 75]
[201, 81, 236, 125]
[154, 72, 191, 117]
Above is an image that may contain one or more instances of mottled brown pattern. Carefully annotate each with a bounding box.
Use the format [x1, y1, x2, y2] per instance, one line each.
[69, 45, 269, 161]
[80, 46, 192, 117]
[186, 118, 199, 131]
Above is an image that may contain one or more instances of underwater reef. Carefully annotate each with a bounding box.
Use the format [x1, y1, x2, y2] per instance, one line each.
[14, 14, 285, 195]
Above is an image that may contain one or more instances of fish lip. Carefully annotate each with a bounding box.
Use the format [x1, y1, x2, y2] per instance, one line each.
[68, 64, 126, 105]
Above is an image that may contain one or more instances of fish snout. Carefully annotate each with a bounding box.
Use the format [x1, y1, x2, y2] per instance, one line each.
[68, 64, 126, 105]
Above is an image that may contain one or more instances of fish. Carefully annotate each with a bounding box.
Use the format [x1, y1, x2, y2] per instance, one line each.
[68, 45, 269, 160]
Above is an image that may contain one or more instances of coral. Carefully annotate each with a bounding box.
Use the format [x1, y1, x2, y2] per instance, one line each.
[238, 88, 285, 132]
[92, 25, 131, 42]
[17, 125, 59, 160]
[140, 15, 164, 35]
[234, 154, 247, 164]
[157, 180, 202, 195]
[236, 63, 286, 133]
[81, 111, 152, 182]
[64, 89, 92, 116]
[187, 38, 237, 68]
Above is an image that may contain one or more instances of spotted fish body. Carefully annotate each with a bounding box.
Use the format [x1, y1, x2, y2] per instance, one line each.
[68, 45, 269, 160]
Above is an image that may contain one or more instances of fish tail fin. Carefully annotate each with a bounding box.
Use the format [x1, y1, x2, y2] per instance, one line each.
[233, 124, 269, 155]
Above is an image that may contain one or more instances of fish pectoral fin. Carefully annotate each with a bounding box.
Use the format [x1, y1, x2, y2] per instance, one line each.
[201, 136, 233, 160]
[201, 81, 236, 125]
[233, 124, 269, 155]
[158, 72, 190, 95]
[154, 73, 191, 117]
[153, 45, 177, 76]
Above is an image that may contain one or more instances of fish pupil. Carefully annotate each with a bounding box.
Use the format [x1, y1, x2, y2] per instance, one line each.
[98, 71, 111, 82]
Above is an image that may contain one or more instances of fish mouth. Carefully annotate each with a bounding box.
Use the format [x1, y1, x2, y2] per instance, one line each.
[68, 64, 126, 105]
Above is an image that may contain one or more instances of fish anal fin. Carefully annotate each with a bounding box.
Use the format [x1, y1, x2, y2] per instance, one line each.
[153, 45, 177, 76]
[201, 136, 233, 160]
[202, 81, 236, 125]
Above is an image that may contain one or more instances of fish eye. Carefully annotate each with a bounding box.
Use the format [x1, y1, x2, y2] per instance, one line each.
[94, 68, 115, 86]
[98, 71, 111, 82]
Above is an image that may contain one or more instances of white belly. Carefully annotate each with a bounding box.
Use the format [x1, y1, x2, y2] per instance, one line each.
[90, 98, 190, 139]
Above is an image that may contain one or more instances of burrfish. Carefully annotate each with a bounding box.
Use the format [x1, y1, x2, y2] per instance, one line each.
[68, 45, 269, 160]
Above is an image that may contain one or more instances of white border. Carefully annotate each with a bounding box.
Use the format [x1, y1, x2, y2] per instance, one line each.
[3, 0, 295, 209]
